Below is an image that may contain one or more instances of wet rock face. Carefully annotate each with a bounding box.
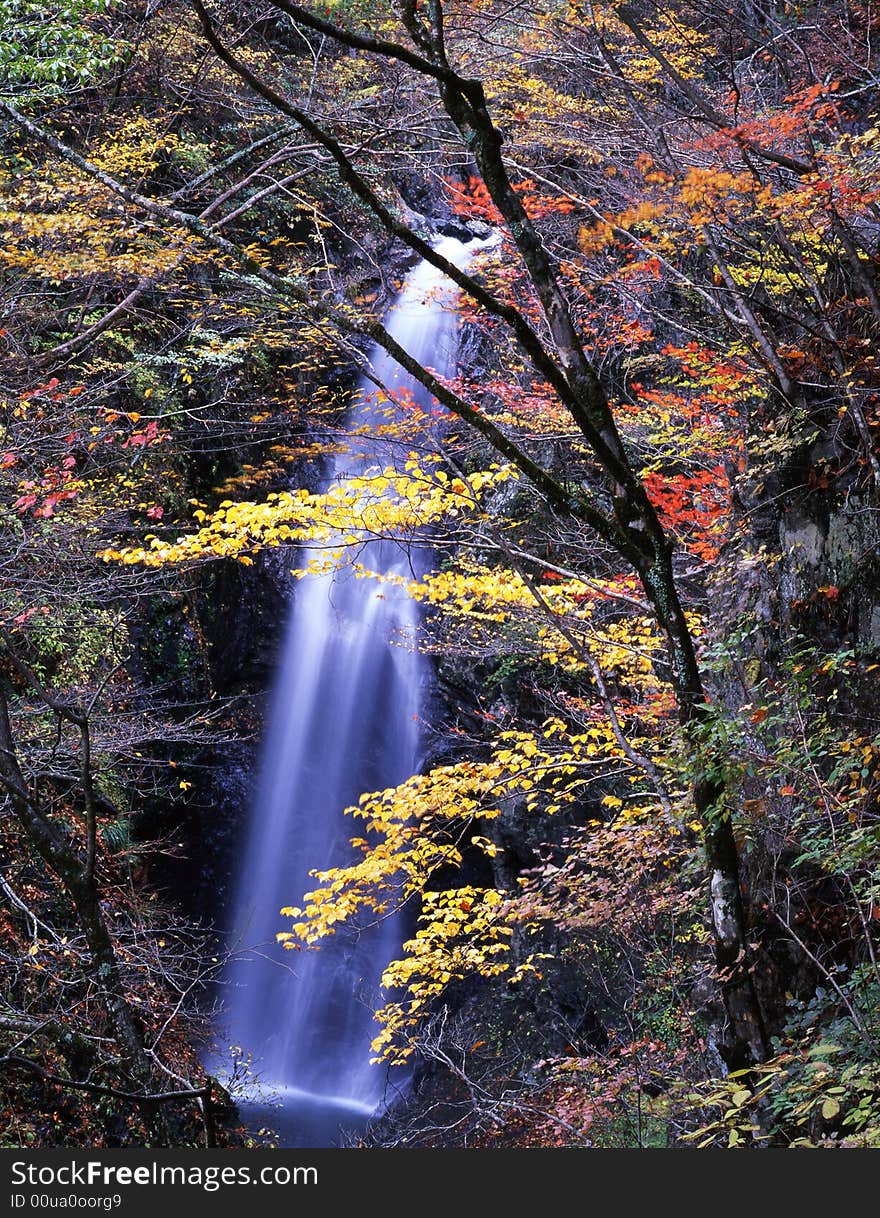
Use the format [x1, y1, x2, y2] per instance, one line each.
[395, 169, 495, 243]
[395, 170, 460, 228]
[196, 556, 289, 695]
[714, 429, 880, 688]
[778, 496, 880, 642]
[170, 744, 256, 921]
[437, 217, 494, 242]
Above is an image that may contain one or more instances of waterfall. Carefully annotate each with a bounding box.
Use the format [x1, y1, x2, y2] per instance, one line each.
[218, 236, 484, 1138]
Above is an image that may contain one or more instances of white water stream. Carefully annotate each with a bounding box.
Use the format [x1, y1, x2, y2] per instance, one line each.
[217, 237, 483, 1145]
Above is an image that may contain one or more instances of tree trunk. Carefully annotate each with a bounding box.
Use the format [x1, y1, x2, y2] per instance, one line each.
[0, 685, 150, 1082]
[421, 28, 771, 1067]
[640, 548, 770, 1069]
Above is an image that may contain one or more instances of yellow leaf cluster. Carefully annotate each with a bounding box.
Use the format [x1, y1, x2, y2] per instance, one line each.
[276, 713, 663, 1059]
[100, 461, 517, 567]
[370, 888, 546, 1063]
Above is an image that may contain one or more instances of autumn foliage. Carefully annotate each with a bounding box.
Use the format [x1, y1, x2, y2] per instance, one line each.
[1, 0, 880, 1150]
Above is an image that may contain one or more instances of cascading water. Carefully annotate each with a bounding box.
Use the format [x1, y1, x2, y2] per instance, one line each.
[217, 236, 484, 1146]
